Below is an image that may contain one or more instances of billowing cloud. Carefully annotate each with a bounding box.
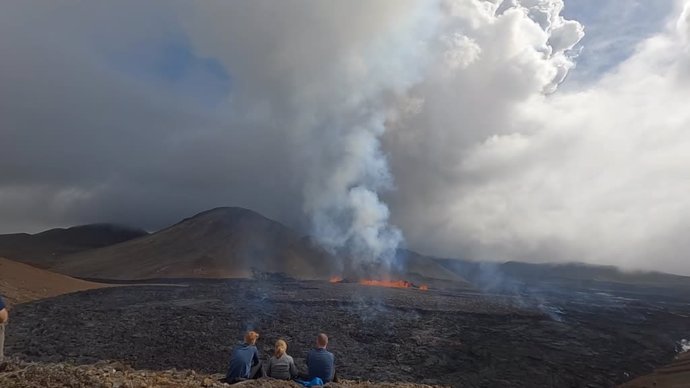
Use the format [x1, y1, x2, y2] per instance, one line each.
[389, 0, 690, 274]
[1, 0, 689, 274]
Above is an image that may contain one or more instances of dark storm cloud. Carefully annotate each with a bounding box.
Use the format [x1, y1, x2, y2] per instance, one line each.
[0, 1, 302, 232]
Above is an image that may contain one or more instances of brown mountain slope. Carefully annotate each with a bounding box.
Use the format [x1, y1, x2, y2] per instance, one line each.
[0, 224, 148, 268]
[0, 257, 108, 306]
[53, 207, 335, 280]
[619, 351, 690, 387]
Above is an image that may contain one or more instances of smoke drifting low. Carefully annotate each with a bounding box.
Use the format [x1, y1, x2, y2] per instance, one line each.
[1, 1, 690, 274]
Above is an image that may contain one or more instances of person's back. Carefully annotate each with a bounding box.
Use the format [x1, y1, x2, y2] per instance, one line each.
[307, 333, 335, 382]
[266, 354, 297, 380]
[266, 339, 298, 380]
[226, 331, 262, 382]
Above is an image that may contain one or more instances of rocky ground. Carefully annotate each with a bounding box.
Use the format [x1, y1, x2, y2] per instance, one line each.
[4, 279, 690, 387]
[0, 359, 444, 388]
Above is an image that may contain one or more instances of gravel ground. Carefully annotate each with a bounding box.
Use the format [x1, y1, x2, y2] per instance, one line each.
[0, 358, 446, 388]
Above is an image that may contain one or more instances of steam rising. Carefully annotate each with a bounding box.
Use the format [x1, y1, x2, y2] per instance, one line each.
[2, 0, 690, 273]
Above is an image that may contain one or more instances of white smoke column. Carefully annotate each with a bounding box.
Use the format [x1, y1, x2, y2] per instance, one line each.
[300, 5, 441, 266]
[306, 119, 403, 264]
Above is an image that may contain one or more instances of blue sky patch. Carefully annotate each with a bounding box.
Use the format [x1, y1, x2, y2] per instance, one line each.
[113, 37, 232, 106]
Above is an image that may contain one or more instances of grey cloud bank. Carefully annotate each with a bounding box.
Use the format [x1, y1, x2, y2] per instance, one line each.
[1, 0, 689, 274]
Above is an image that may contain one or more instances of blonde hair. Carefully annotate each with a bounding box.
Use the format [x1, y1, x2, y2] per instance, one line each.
[244, 331, 259, 345]
[274, 339, 287, 357]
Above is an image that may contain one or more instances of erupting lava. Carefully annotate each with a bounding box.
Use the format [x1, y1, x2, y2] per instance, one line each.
[359, 279, 414, 288]
[329, 276, 428, 290]
[359, 279, 429, 290]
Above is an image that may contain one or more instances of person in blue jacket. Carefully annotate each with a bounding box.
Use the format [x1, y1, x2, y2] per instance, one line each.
[306, 333, 336, 382]
[225, 331, 265, 383]
[0, 295, 8, 363]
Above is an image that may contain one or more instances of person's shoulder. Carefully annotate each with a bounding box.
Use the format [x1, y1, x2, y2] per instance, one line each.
[285, 354, 294, 362]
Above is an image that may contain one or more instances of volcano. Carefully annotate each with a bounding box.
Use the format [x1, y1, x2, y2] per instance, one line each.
[39, 207, 467, 285]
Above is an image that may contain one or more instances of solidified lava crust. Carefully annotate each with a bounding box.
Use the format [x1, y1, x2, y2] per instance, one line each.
[5, 279, 690, 387]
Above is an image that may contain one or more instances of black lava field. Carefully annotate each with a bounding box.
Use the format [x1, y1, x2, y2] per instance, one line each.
[6, 279, 690, 387]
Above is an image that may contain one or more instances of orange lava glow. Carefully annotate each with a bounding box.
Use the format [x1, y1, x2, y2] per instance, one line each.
[359, 279, 413, 289]
[329, 276, 343, 283]
[419, 284, 429, 291]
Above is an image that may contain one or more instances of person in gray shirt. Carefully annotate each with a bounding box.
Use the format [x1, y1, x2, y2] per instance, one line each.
[266, 339, 298, 380]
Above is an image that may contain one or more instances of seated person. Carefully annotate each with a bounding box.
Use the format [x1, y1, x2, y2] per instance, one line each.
[225, 331, 264, 383]
[306, 333, 335, 382]
[266, 339, 298, 380]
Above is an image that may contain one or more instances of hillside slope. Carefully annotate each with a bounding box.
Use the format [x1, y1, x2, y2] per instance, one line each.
[619, 351, 690, 387]
[0, 224, 147, 267]
[0, 257, 108, 306]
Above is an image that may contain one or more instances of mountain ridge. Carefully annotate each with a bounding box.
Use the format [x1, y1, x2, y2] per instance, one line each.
[0, 223, 148, 267]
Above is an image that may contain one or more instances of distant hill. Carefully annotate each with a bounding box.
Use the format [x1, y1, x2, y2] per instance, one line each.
[0, 257, 108, 306]
[437, 258, 690, 295]
[396, 249, 472, 289]
[500, 261, 690, 287]
[53, 207, 335, 280]
[0, 224, 148, 267]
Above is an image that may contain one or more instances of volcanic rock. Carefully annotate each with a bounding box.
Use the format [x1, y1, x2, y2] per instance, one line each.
[6, 279, 690, 387]
[0, 359, 447, 388]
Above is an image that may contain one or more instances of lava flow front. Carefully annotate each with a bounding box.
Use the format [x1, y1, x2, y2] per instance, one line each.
[330, 276, 428, 290]
[359, 279, 413, 288]
[360, 279, 429, 290]
[329, 276, 343, 283]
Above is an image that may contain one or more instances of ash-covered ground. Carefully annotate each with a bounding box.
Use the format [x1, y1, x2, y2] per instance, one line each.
[5, 279, 690, 387]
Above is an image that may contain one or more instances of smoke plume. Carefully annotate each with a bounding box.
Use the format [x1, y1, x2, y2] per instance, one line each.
[3, 1, 690, 274]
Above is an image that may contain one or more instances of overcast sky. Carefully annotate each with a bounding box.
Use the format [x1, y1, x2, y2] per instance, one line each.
[2, 0, 690, 274]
